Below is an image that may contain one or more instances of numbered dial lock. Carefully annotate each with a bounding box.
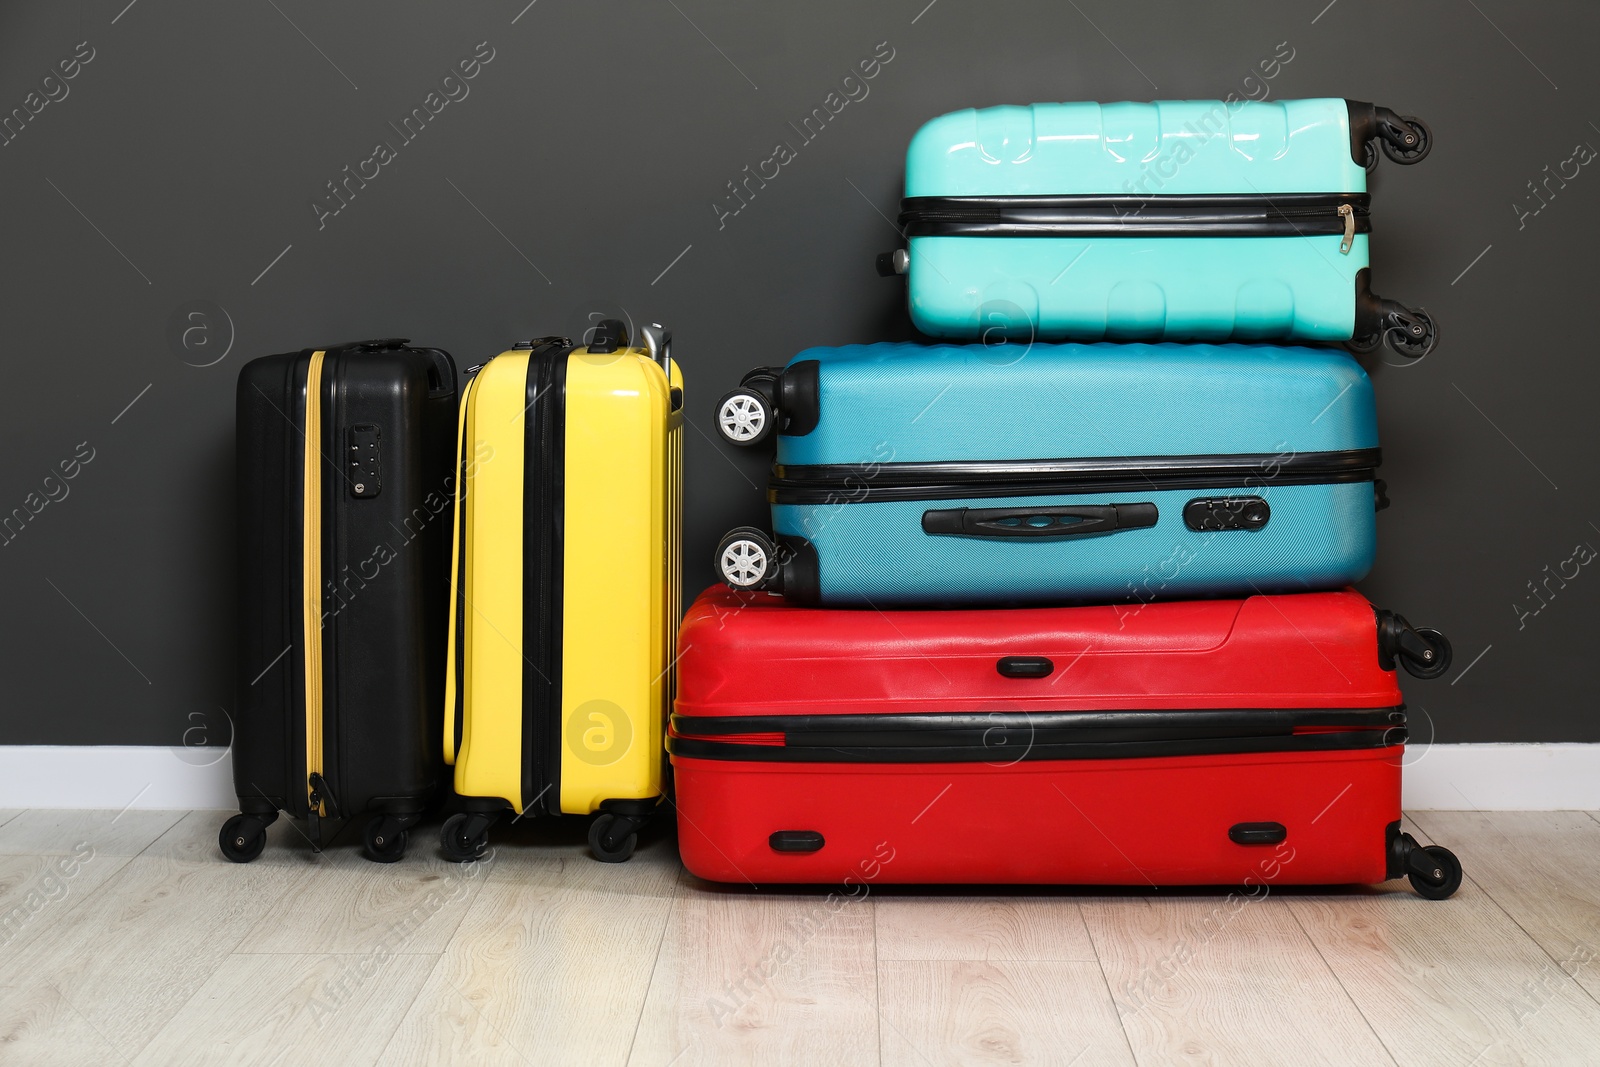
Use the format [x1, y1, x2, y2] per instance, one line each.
[1183, 496, 1269, 532]
[348, 425, 381, 498]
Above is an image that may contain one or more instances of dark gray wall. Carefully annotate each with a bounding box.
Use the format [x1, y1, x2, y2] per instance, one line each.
[1, 0, 1595, 746]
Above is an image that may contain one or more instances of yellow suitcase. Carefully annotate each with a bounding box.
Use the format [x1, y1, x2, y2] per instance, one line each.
[441, 321, 683, 862]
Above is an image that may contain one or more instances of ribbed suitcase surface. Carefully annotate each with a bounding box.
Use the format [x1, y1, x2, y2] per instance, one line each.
[719, 341, 1382, 608]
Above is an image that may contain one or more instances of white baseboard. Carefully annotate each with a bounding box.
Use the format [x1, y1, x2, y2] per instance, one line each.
[1399, 743, 1600, 810]
[0, 746, 238, 811]
[0, 744, 1595, 812]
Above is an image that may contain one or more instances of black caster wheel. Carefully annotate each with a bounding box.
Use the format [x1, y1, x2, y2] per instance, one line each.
[1345, 331, 1383, 355]
[1382, 116, 1432, 165]
[219, 814, 269, 864]
[1407, 844, 1462, 900]
[716, 527, 778, 590]
[1362, 140, 1380, 173]
[716, 388, 774, 447]
[363, 817, 409, 864]
[1400, 628, 1452, 680]
[1385, 312, 1437, 360]
[588, 814, 638, 863]
[440, 812, 490, 863]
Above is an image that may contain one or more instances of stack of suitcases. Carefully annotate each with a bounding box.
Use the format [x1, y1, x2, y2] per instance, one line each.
[676, 98, 1466, 898]
[218, 97, 1466, 900]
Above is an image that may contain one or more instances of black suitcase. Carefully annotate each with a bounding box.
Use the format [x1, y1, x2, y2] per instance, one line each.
[225, 339, 457, 863]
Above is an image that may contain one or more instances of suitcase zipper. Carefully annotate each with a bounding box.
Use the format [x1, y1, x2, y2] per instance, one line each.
[443, 370, 480, 766]
[668, 707, 1406, 763]
[898, 192, 1370, 240]
[521, 348, 567, 815]
[768, 448, 1381, 505]
[301, 349, 329, 839]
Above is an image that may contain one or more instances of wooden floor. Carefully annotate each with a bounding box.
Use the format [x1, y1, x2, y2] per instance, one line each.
[2, 809, 1599, 1065]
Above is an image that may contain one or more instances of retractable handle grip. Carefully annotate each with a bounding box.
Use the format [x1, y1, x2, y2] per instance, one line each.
[922, 503, 1158, 539]
[640, 322, 673, 374]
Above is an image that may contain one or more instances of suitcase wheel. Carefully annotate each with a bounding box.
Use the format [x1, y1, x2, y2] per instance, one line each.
[1384, 309, 1437, 360]
[218, 812, 275, 864]
[363, 815, 410, 864]
[1381, 115, 1432, 165]
[717, 527, 778, 590]
[1399, 627, 1452, 680]
[1344, 331, 1383, 356]
[439, 812, 492, 864]
[716, 387, 775, 447]
[1405, 842, 1463, 900]
[588, 813, 639, 863]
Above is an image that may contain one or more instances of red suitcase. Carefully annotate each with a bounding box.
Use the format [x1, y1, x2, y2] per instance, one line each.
[669, 587, 1462, 897]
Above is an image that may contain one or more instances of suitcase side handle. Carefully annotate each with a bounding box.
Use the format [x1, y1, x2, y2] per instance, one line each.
[921, 503, 1157, 539]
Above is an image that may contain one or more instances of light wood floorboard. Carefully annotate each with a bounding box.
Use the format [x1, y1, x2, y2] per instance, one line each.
[1411, 810, 1600, 1003]
[380, 819, 680, 1066]
[0, 807, 184, 856]
[629, 883, 880, 1066]
[874, 892, 1097, 962]
[5, 810, 1598, 1066]
[127, 951, 437, 1067]
[1081, 887, 1396, 1066]
[1288, 815, 1600, 1065]
[233, 814, 489, 955]
[0, 811, 304, 1060]
[878, 960, 1135, 1066]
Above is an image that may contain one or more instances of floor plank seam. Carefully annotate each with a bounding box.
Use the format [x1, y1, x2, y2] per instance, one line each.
[622, 868, 683, 1067]
[1415, 811, 1600, 1014]
[372, 949, 449, 1065]
[127, 812, 187, 862]
[225, 950, 447, 958]
[1079, 903, 1141, 1067]
[44, 975, 147, 1066]
[870, 897, 883, 1067]
[1284, 900, 1402, 1067]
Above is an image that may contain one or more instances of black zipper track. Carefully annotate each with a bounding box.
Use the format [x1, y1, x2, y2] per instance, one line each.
[768, 448, 1380, 505]
[669, 707, 1405, 764]
[899, 192, 1370, 239]
[522, 345, 568, 816]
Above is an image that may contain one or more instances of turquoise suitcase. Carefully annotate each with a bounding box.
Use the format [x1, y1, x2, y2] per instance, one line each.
[879, 99, 1437, 357]
[712, 342, 1385, 608]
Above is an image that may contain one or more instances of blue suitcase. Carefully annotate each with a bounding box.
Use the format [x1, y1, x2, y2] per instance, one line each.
[877, 99, 1437, 357]
[712, 342, 1383, 608]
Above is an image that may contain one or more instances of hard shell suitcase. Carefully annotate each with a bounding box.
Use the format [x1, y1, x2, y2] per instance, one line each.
[441, 322, 684, 863]
[878, 98, 1438, 356]
[228, 339, 458, 863]
[714, 341, 1384, 608]
[669, 586, 1459, 894]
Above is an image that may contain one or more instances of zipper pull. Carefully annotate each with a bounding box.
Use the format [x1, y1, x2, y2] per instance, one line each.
[1338, 203, 1355, 255]
[307, 772, 340, 848]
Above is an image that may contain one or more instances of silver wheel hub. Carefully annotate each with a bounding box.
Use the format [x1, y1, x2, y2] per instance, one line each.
[719, 394, 766, 442]
[721, 539, 769, 586]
